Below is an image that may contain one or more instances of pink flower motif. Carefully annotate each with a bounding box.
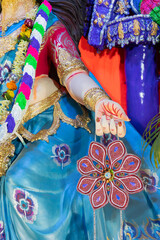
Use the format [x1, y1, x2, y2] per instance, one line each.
[77, 141, 143, 210]
[140, 0, 160, 14]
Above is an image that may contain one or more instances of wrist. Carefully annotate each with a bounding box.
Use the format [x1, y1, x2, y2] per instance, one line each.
[83, 88, 110, 111]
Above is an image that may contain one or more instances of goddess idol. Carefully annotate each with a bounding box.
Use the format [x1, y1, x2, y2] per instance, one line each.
[0, 0, 130, 239]
[0, 0, 159, 240]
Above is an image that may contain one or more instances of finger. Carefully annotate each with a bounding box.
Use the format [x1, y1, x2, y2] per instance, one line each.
[118, 109, 130, 122]
[110, 118, 117, 135]
[96, 118, 103, 136]
[117, 121, 126, 138]
[101, 115, 110, 134]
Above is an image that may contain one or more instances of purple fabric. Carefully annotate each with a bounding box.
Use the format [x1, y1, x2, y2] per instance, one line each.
[37, 9, 48, 21]
[29, 37, 40, 51]
[87, 1, 160, 50]
[6, 114, 15, 133]
[21, 73, 33, 89]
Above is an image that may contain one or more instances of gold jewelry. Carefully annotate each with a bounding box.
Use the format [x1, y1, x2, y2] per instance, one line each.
[1, 0, 36, 31]
[83, 88, 110, 111]
[0, 27, 21, 58]
[57, 48, 88, 86]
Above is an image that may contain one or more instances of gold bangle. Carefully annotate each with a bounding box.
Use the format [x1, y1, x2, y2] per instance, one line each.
[57, 48, 88, 86]
[83, 88, 110, 111]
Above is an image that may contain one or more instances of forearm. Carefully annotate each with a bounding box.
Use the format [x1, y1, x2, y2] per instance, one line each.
[64, 71, 109, 110]
[47, 21, 109, 110]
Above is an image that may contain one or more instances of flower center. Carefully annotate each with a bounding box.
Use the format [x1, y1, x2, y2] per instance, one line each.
[20, 199, 29, 210]
[102, 169, 114, 182]
[105, 172, 111, 179]
[59, 150, 65, 160]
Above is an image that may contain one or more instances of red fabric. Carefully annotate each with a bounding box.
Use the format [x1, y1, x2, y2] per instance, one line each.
[36, 21, 80, 77]
[79, 37, 127, 112]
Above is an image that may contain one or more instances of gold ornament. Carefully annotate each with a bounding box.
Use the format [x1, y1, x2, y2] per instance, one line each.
[57, 48, 88, 86]
[1, 0, 36, 31]
[83, 88, 110, 111]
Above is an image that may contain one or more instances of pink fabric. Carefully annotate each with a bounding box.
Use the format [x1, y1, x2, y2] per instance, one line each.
[18, 82, 31, 100]
[43, 0, 52, 12]
[141, 0, 160, 14]
[26, 46, 39, 61]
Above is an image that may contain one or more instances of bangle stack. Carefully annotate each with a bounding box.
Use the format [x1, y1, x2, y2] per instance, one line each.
[83, 88, 110, 111]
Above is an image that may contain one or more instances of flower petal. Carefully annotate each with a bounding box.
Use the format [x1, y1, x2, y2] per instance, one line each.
[89, 141, 106, 168]
[115, 154, 141, 173]
[14, 189, 25, 203]
[109, 182, 129, 210]
[77, 157, 101, 175]
[77, 176, 100, 195]
[16, 204, 25, 215]
[26, 197, 34, 207]
[107, 141, 126, 168]
[90, 182, 108, 209]
[116, 175, 143, 194]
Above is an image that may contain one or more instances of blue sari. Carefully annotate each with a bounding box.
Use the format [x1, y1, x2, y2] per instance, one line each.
[0, 11, 160, 240]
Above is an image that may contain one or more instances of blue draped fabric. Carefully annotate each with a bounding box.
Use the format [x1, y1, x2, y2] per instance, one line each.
[0, 10, 160, 240]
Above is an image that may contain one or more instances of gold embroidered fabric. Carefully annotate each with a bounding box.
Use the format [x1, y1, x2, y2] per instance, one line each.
[0, 139, 15, 176]
[0, 2, 37, 32]
[19, 90, 62, 142]
[83, 87, 110, 111]
[19, 90, 91, 142]
[0, 89, 91, 176]
[57, 48, 88, 86]
[22, 90, 62, 123]
[0, 27, 21, 58]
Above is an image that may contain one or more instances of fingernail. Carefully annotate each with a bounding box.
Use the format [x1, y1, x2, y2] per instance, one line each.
[96, 117, 100, 122]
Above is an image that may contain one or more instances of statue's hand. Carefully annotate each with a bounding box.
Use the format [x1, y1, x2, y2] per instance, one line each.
[95, 98, 130, 137]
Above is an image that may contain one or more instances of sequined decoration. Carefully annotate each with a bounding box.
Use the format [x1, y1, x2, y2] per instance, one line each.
[77, 141, 143, 209]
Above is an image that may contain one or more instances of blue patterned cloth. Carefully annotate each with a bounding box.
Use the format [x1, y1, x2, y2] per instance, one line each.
[0, 10, 160, 240]
[0, 98, 160, 240]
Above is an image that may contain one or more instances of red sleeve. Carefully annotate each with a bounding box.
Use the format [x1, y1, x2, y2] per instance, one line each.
[47, 21, 80, 67]
[36, 21, 80, 77]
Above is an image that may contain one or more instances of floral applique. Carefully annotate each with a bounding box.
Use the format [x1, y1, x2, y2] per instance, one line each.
[139, 169, 159, 193]
[0, 221, 5, 240]
[51, 144, 71, 167]
[13, 188, 38, 224]
[77, 141, 143, 209]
